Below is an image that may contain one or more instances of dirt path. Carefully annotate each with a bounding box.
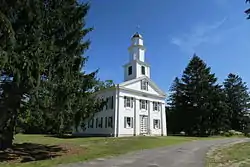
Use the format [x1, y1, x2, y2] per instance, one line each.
[58, 138, 250, 167]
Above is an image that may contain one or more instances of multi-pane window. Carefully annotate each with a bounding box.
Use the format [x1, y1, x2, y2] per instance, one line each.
[105, 117, 108, 128]
[99, 117, 103, 128]
[128, 66, 132, 75]
[140, 99, 148, 110]
[141, 66, 145, 75]
[153, 102, 161, 111]
[96, 118, 98, 128]
[141, 80, 148, 90]
[153, 119, 161, 129]
[91, 119, 94, 128]
[104, 96, 114, 110]
[124, 96, 133, 108]
[88, 119, 94, 128]
[108, 117, 113, 128]
[111, 96, 113, 109]
[124, 117, 133, 128]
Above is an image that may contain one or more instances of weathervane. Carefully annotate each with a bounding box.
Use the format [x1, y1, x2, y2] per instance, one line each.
[136, 25, 140, 32]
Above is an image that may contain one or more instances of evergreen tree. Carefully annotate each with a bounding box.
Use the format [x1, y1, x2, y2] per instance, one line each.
[246, 0, 250, 19]
[38, 1, 107, 135]
[167, 77, 186, 134]
[223, 73, 250, 131]
[0, 0, 107, 149]
[0, 0, 47, 150]
[169, 54, 228, 136]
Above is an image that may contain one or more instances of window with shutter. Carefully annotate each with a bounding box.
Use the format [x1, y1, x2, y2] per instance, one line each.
[153, 119, 161, 129]
[124, 96, 133, 108]
[108, 117, 113, 128]
[96, 118, 98, 128]
[99, 117, 103, 128]
[111, 96, 113, 109]
[140, 99, 147, 110]
[105, 117, 107, 128]
[153, 102, 161, 111]
[91, 119, 94, 128]
[124, 117, 133, 128]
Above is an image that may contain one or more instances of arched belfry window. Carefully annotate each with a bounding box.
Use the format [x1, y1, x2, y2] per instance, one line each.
[141, 66, 145, 75]
[128, 66, 132, 75]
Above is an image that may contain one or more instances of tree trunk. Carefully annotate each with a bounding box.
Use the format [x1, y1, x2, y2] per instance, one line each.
[0, 130, 14, 150]
[0, 92, 20, 150]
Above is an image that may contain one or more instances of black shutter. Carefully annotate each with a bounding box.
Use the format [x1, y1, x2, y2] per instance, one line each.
[111, 96, 114, 109]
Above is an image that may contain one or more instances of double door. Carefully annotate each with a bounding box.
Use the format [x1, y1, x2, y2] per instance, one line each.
[140, 115, 148, 134]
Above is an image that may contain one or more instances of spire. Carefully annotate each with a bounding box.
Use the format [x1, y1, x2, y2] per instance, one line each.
[131, 25, 143, 39]
[123, 31, 150, 81]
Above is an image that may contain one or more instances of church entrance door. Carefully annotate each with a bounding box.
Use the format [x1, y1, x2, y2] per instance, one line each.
[140, 115, 148, 134]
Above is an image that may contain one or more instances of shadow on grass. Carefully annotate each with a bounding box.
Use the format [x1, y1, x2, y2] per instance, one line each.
[0, 143, 66, 163]
[46, 134, 112, 139]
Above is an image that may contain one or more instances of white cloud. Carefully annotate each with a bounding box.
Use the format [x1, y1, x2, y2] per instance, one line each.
[170, 17, 227, 54]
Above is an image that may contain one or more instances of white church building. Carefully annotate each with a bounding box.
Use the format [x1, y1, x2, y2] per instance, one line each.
[74, 32, 167, 137]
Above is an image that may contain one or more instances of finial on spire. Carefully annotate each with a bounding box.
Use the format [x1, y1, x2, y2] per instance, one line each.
[132, 25, 142, 39]
[136, 25, 140, 32]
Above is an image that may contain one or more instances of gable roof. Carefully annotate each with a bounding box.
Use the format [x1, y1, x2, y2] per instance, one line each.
[119, 76, 166, 97]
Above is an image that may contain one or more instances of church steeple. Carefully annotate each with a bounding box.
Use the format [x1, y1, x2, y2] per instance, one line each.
[123, 32, 151, 81]
[128, 32, 146, 62]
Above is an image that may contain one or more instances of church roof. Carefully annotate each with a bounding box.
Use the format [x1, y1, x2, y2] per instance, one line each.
[132, 32, 142, 38]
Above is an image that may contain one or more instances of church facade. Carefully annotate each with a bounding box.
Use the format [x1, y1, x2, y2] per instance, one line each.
[74, 32, 167, 137]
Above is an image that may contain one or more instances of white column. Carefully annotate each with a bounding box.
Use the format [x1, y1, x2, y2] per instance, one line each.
[148, 100, 151, 135]
[133, 98, 137, 136]
[161, 103, 167, 136]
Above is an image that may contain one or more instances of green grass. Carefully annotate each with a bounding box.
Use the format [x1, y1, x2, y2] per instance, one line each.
[206, 141, 250, 167]
[0, 134, 224, 167]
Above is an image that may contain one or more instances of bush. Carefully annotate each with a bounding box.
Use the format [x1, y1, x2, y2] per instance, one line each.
[222, 130, 244, 137]
[223, 132, 233, 137]
[244, 133, 250, 137]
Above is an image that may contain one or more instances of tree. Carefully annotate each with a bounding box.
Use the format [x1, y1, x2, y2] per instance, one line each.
[0, 0, 47, 150]
[246, 0, 250, 19]
[168, 54, 229, 136]
[167, 77, 185, 134]
[0, 0, 107, 149]
[223, 73, 250, 131]
[38, 1, 107, 135]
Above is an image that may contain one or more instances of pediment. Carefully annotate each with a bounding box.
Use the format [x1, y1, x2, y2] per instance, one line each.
[119, 76, 166, 97]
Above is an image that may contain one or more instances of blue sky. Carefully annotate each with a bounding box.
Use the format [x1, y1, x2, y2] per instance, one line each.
[83, 0, 250, 94]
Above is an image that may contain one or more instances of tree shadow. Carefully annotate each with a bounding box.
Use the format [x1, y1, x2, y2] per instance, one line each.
[0, 143, 66, 163]
[46, 134, 112, 139]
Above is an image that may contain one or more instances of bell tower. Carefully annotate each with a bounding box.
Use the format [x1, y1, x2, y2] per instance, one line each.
[123, 32, 151, 81]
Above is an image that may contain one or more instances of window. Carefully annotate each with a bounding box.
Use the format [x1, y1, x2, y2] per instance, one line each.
[141, 80, 148, 90]
[141, 66, 145, 75]
[105, 117, 108, 128]
[88, 119, 94, 128]
[104, 96, 114, 110]
[105, 98, 108, 110]
[128, 66, 132, 75]
[108, 117, 113, 128]
[124, 96, 133, 108]
[96, 118, 98, 128]
[153, 102, 161, 111]
[99, 117, 103, 128]
[124, 117, 133, 128]
[140, 99, 148, 110]
[111, 96, 113, 109]
[153, 119, 161, 129]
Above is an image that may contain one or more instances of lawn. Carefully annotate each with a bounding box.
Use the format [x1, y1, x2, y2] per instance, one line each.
[206, 141, 250, 167]
[0, 134, 222, 167]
